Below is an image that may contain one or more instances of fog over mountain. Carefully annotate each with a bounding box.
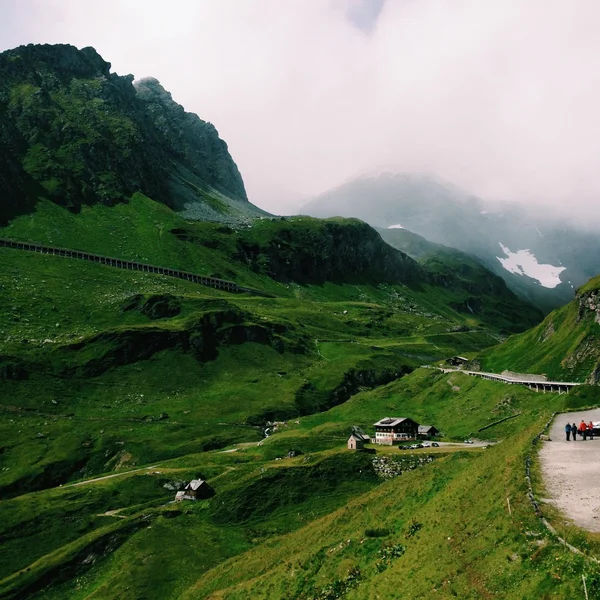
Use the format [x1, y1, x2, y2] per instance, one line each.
[303, 171, 600, 312]
[3, 0, 600, 220]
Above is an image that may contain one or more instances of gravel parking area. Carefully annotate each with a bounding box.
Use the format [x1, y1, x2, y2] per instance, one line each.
[540, 409, 600, 532]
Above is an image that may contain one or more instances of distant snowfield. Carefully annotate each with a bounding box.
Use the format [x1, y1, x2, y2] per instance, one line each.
[497, 243, 566, 289]
[388, 224, 404, 229]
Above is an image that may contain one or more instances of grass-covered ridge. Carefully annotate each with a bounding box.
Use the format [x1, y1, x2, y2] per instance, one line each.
[380, 226, 544, 332]
[480, 276, 600, 382]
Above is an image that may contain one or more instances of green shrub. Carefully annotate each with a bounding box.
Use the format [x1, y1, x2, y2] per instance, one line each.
[364, 527, 392, 538]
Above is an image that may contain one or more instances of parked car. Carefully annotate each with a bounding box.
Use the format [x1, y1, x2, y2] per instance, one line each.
[431, 442, 440, 447]
[464, 440, 474, 444]
[422, 442, 431, 448]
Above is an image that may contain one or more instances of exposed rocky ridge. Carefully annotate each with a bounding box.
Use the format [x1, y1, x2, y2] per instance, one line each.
[235, 217, 425, 285]
[578, 289, 600, 325]
[134, 77, 247, 203]
[0, 43, 254, 224]
[574, 286, 600, 383]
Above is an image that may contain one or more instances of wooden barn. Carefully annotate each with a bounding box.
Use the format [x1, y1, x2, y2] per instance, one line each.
[418, 425, 439, 439]
[177, 479, 215, 501]
[373, 417, 419, 445]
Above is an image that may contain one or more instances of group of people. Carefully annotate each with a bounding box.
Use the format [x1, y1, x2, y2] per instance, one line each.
[564, 420, 595, 441]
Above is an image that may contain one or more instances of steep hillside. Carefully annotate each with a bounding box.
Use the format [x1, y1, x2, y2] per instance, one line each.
[0, 43, 265, 224]
[480, 275, 600, 382]
[1, 195, 424, 289]
[304, 171, 600, 312]
[380, 228, 543, 333]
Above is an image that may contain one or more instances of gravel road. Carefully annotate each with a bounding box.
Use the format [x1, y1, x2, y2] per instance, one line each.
[540, 409, 600, 532]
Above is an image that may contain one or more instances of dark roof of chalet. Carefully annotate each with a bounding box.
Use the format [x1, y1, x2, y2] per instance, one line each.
[186, 479, 207, 491]
[418, 425, 436, 433]
[374, 417, 416, 428]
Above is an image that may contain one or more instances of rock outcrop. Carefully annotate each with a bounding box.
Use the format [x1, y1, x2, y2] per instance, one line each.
[578, 289, 600, 325]
[0, 43, 251, 223]
[134, 77, 246, 202]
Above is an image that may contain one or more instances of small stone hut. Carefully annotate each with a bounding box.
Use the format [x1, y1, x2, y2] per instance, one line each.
[347, 433, 365, 450]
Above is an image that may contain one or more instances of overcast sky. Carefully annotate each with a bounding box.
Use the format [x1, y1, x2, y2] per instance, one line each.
[2, 0, 600, 218]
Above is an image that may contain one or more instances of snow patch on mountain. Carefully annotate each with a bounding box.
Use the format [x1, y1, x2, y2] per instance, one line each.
[497, 243, 566, 289]
[388, 224, 404, 229]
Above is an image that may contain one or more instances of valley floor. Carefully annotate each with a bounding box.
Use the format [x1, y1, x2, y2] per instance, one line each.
[541, 408, 600, 532]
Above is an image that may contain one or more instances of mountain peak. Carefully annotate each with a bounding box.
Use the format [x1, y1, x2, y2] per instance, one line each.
[0, 43, 111, 79]
[134, 76, 173, 102]
[0, 43, 254, 223]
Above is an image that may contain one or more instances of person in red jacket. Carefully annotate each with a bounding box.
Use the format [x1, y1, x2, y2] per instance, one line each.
[579, 420, 588, 441]
[588, 421, 595, 441]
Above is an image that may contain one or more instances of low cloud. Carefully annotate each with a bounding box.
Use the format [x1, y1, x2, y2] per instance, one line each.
[3, 0, 600, 220]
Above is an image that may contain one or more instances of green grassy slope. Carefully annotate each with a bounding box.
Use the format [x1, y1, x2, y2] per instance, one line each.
[1, 195, 518, 498]
[182, 423, 595, 600]
[480, 276, 600, 382]
[0, 194, 587, 600]
[2, 372, 598, 600]
[379, 227, 544, 332]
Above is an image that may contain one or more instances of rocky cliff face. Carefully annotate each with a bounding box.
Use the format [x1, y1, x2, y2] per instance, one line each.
[575, 287, 600, 383]
[0, 44, 250, 224]
[134, 77, 246, 202]
[578, 289, 600, 325]
[235, 217, 425, 285]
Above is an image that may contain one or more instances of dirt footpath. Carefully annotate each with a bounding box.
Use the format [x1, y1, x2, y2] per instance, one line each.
[540, 409, 600, 532]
